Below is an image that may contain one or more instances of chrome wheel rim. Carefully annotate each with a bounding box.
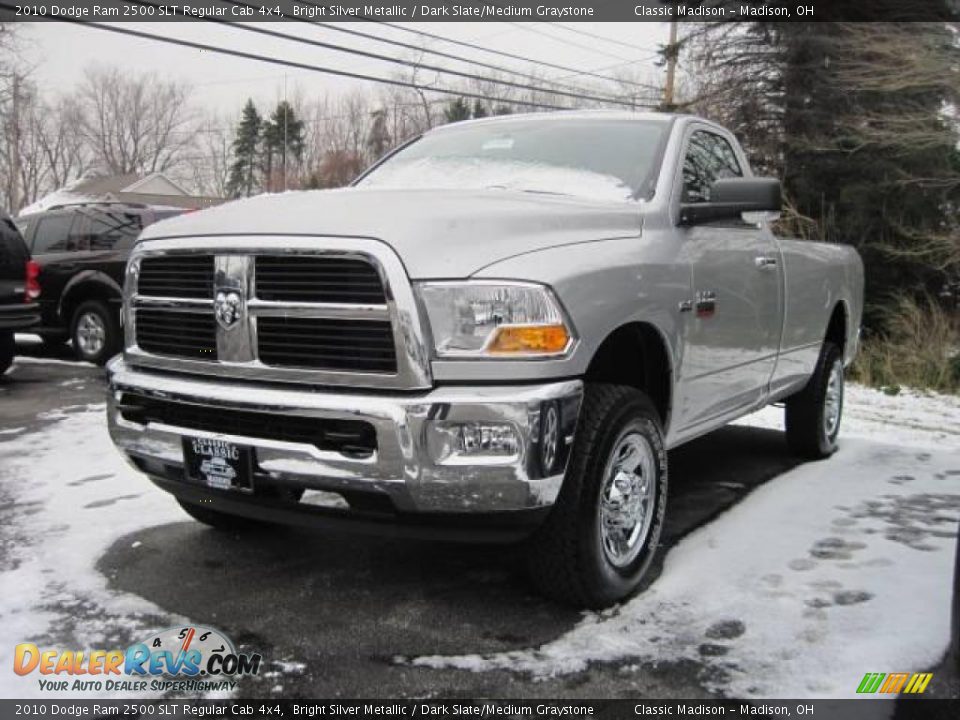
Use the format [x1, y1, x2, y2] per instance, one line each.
[599, 431, 657, 568]
[76, 312, 106, 357]
[824, 358, 844, 438]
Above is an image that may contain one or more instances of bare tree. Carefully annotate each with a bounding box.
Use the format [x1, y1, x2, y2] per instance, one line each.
[189, 114, 232, 199]
[36, 95, 89, 191]
[77, 65, 196, 176]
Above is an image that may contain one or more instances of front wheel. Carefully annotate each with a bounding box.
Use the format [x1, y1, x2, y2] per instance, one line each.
[526, 384, 668, 608]
[785, 341, 844, 459]
[71, 300, 121, 365]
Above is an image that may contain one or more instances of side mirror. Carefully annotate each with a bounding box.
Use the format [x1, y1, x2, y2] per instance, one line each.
[679, 177, 782, 226]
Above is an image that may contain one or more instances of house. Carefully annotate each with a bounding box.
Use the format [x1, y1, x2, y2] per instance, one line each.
[18, 172, 223, 216]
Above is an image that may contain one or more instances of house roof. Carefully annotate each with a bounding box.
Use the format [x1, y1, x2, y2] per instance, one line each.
[69, 173, 143, 196]
[123, 172, 192, 196]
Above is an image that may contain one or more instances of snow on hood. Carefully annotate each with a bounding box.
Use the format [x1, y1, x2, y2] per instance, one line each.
[139, 187, 644, 278]
[358, 156, 636, 203]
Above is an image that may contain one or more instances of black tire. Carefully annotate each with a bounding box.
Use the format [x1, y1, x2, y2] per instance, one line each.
[70, 299, 121, 365]
[177, 499, 265, 532]
[526, 384, 668, 608]
[0, 331, 13, 375]
[785, 341, 844, 459]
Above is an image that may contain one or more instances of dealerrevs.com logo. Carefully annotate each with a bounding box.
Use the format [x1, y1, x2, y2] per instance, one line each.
[14, 626, 262, 693]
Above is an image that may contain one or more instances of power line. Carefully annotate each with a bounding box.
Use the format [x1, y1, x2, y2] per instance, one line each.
[127, 0, 646, 108]
[367, 20, 661, 93]
[549, 55, 665, 85]
[285, 2, 626, 100]
[19, 15, 567, 112]
[505, 22, 637, 63]
[544, 23, 660, 54]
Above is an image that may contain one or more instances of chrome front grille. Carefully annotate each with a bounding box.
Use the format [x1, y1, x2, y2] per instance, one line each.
[257, 316, 397, 373]
[135, 308, 216, 360]
[138, 255, 214, 299]
[255, 255, 386, 304]
[124, 237, 431, 390]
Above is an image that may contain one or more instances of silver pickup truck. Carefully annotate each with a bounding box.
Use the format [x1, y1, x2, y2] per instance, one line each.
[106, 111, 863, 607]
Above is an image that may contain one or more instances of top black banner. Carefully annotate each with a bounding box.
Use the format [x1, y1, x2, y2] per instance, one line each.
[2, 0, 958, 23]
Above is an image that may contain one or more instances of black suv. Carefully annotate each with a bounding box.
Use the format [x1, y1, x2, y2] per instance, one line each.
[16, 203, 184, 364]
[0, 213, 40, 374]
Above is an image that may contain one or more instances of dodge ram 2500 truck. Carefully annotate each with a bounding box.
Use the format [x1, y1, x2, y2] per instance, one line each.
[107, 112, 863, 608]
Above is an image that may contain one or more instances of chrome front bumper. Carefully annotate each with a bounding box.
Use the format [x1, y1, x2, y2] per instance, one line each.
[106, 357, 582, 515]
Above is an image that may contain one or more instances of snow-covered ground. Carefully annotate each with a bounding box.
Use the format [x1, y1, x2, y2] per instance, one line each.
[0, 403, 186, 698]
[413, 385, 960, 697]
[0, 381, 957, 699]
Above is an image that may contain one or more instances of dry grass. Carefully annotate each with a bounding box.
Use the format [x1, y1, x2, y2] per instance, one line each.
[850, 296, 960, 394]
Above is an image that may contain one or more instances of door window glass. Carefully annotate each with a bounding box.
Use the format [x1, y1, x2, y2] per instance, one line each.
[77, 209, 144, 250]
[31, 214, 76, 254]
[682, 131, 743, 203]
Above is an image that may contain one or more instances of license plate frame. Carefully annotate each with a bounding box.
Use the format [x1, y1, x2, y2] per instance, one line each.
[183, 437, 254, 492]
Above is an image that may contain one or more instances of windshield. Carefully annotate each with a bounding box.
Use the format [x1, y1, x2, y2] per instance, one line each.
[356, 117, 669, 202]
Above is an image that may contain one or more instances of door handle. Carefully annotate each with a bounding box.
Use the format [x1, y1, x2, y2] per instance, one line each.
[755, 256, 778, 269]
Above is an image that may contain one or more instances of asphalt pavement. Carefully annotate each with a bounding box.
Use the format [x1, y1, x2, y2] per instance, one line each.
[1, 337, 954, 702]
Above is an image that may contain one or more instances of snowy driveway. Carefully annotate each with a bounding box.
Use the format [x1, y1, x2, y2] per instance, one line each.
[1, 343, 958, 701]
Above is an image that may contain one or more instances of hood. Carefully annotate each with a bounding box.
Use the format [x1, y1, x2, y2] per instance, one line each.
[140, 188, 643, 278]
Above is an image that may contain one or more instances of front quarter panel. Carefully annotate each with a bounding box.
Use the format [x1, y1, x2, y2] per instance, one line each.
[431, 232, 686, 385]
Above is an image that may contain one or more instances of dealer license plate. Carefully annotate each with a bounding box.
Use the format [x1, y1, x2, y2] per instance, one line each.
[183, 437, 253, 491]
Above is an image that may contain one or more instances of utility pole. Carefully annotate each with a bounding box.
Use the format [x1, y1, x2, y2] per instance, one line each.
[282, 74, 288, 192]
[662, 18, 679, 112]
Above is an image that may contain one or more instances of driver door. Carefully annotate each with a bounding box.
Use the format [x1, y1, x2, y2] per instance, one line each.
[673, 128, 783, 435]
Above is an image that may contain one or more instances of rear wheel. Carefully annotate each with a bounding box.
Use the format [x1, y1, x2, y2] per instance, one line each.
[0, 331, 14, 375]
[526, 384, 668, 608]
[785, 341, 844, 459]
[71, 300, 121, 365]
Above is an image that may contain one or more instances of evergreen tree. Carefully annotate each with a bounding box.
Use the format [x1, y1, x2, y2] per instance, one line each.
[685, 15, 959, 325]
[443, 97, 471, 123]
[262, 101, 305, 192]
[366, 109, 391, 161]
[472, 100, 489, 119]
[226, 99, 262, 198]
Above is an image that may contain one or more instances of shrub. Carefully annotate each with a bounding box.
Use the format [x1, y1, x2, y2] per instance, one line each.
[850, 295, 960, 394]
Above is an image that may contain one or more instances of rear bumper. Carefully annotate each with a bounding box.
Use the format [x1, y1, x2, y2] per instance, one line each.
[0, 302, 39, 330]
[106, 357, 583, 525]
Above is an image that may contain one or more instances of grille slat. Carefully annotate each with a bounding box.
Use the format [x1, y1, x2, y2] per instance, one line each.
[255, 256, 386, 304]
[119, 393, 377, 458]
[139, 256, 214, 299]
[258, 317, 397, 373]
[136, 309, 216, 360]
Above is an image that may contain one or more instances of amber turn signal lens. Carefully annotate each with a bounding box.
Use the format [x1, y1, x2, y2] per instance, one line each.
[486, 325, 570, 355]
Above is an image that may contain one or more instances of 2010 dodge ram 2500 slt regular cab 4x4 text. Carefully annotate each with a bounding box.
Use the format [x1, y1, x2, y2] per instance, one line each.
[107, 112, 863, 608]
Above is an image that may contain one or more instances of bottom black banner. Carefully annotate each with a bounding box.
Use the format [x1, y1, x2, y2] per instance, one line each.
[1, 699, 957, 720]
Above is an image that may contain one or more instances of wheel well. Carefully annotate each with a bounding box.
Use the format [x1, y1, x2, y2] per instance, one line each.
[825, 303, 847, 352]
[61, 282, 120, 325]
[584, 323, 672, 429]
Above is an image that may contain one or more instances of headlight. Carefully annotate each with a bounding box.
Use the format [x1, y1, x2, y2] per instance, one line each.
[416, 281, 574, 358]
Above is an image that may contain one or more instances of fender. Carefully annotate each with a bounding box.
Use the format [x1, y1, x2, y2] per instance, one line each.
[58, 271, 124, 320]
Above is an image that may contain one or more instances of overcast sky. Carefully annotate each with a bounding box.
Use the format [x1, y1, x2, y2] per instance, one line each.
[21, 21, 669, 120]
